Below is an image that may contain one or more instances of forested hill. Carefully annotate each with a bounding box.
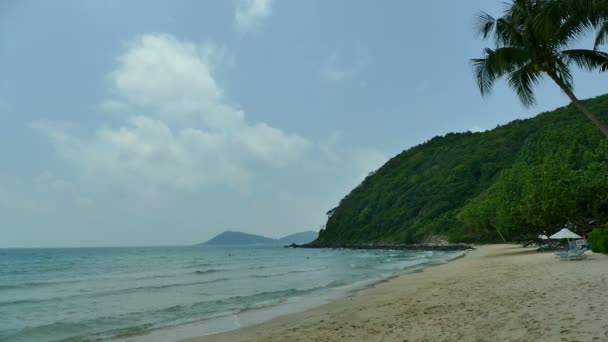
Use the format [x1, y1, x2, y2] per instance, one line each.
[315, 94, 608, 245]
[199, 230, 318, 245]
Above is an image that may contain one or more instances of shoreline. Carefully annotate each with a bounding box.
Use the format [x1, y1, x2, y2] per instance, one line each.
[182, 244, 608, 342]
[168, 249, 468, 342]
[287, 242, 472, 251]
[122, 249, 465, 342]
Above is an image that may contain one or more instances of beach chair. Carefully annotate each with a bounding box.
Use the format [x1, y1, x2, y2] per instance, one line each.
[554, 245, 576, 257]
[558, 248, 587, 261]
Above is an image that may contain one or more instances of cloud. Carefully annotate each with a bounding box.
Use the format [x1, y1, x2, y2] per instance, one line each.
[319, 51, 368, 82]
[318, 130, 387, 185]
[235, 0, 273, 33]
[108, 34, 225, 118]
[35, 34, 309, 193]
[320, 53, 349, 82]
[35, 171, 92, 207]
[0, 172, 92, 215]
[350, 147, 388, 175]
[468, 125, 486, 133]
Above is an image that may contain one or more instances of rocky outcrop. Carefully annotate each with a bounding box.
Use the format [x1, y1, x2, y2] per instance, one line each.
[286, 241, 473, 251]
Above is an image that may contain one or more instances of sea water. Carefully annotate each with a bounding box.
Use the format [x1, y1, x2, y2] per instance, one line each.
[0, 246, 462, 341]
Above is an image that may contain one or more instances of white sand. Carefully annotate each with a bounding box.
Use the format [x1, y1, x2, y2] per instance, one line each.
[182, 244, 608, 342]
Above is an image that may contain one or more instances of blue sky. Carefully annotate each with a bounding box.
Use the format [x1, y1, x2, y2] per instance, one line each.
[1, 0, 607, 247]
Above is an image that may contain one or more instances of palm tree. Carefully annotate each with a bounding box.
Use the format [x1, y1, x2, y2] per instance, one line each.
[472, 0, 608, 137]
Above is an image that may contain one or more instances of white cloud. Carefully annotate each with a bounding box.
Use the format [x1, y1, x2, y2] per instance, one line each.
[318, 130, 387, 185]
[320, 53, 349, 82]
[320, 51, 368, 82]
[468, 125, 486, 133]
[35, 34, 309, 193]
[108, 34, 224, 118]
[235, 0, 273, 33]
[35, 171, 92, 207]
[33, 32, 387, 209]
[350, 147, 387, 175]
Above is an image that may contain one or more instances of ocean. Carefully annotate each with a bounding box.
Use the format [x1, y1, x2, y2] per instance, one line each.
[0, 246, 463, 341]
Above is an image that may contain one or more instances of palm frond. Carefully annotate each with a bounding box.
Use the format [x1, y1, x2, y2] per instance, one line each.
[595, 20, 608, 49]
[475, 11, 496, 39]
[533, 0, 608, 48]
[532, 0, 565, 40]
[507, 63, 543, 107]
[473, 0, 608, 111]
[554, 59, 575, 90]
[564, 0, 608, 27]
[471, 47, 529, 96]
[554, 16, 596, 48]
[471, 56, 498, 96]
[561, 49, 608, 72]
[505, 0, 535, 21]
[495, 18, 525, 47]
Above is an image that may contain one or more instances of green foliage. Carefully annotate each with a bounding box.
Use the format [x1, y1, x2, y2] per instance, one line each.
[588, 228, 608, 253]
[472, 0, 608, 105]
[317, 95, 608, 245]
[472, 0, 608, 136]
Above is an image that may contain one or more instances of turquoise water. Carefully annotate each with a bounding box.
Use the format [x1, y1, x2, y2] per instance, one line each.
[0, 246, 461, 341]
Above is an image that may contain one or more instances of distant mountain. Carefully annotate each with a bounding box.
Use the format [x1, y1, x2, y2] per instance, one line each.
[198, 230, 318, 246]
[278, 231, 318, 244]
[199, 231, 276, 245]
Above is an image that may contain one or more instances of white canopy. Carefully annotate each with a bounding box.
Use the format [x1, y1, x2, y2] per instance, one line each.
[549, 228, 582, 240]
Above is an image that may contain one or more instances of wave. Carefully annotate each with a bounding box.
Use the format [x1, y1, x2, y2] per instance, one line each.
[0, 312, 156, 342]
[152, 279, 345, 318]
[249, 267, 327, 278]
[0, 278, 230, 308]
[125, 277, 229, 292]
[0, 283, 26, 290]
[192, 269, 223, 275]
[0, 277, 86, 290]
[186, 262, 220, 269]
[0, 269, 224, 291]
[3, 279, 349, 341]
[250, 274, 278, 278]
[288, 266, 327, 274]
[233, 281, 345, 312]
[0, 269, 211, 290]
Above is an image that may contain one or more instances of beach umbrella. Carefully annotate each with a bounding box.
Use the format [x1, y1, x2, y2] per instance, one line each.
[549, 228, 582, 249]
[549, 228, 582, 240]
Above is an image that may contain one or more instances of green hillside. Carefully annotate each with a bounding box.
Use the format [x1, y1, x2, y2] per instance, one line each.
[316, 95, 608, 245]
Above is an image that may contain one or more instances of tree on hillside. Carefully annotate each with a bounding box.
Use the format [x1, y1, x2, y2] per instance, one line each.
[472, 0, 608, 137]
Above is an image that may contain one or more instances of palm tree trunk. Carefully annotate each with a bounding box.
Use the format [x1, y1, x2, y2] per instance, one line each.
[496, 230, 507, 243]
[548, 72, 608, 138]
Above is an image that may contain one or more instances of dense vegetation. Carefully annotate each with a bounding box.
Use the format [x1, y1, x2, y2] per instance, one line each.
[316, 95, 608, 245]
[589, 228, 608, 253]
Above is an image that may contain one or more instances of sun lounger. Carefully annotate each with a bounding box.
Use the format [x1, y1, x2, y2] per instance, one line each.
[558, 248, 587, 261]
[554, 246, 577, 257]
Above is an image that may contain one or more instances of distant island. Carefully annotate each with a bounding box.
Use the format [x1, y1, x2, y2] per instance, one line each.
[198, 231, 318, 246]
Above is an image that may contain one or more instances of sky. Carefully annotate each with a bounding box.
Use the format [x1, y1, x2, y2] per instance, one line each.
[1, 0, 607, 248]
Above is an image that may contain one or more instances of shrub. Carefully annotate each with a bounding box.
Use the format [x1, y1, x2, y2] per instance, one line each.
[588, 229, 608, 254]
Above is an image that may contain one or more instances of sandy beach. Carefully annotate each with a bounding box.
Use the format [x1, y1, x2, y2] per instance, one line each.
[183, 244, 608, 342]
